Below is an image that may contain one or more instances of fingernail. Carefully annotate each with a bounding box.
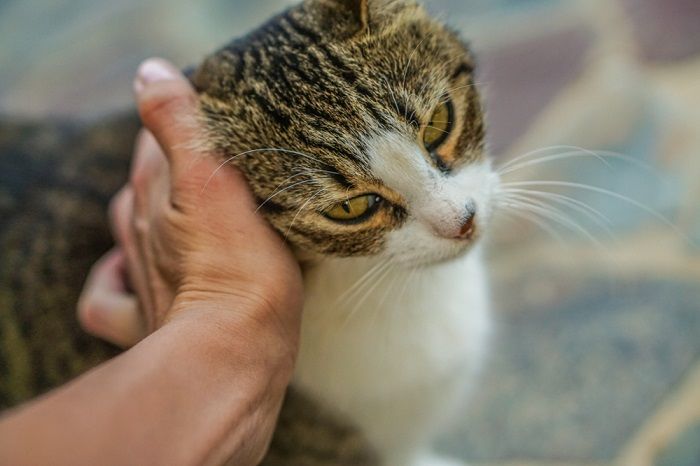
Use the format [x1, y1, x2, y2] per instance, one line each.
[134, 59, 178, 94]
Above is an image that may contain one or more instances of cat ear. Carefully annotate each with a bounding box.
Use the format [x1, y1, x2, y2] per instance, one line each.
[331, 0, 370, 32]
[332, 0, 418, 34]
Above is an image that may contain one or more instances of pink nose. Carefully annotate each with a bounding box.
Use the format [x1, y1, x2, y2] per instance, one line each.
[454, 212, 476, 240]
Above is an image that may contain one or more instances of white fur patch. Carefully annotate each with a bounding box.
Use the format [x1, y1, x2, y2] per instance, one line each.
[297, 251, 491, 460]
[367, 130, 500, 264]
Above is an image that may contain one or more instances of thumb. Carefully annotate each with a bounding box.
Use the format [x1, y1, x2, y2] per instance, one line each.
[134, 58, 201, 180]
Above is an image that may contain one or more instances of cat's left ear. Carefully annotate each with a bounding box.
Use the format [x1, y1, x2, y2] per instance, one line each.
[330, 0, 370, 32]
[329, 0, 416, 35]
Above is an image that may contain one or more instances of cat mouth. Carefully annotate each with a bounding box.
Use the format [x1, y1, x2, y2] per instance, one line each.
[399, 236, 479, 267]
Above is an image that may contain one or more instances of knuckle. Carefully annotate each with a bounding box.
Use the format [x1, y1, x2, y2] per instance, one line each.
[109, 189, 134, 242]
[133, 216, 151, 238]
[129, 162, 149, 195]
[109, 188, 128, 219]
[77, 296, 101, 335]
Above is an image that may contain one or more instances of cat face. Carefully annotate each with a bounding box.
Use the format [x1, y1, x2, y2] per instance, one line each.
[192, 0, 499, 265]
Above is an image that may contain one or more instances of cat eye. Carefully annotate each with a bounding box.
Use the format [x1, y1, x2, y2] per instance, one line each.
[423, 99, 454, 151]
[323, 194, 382, 222]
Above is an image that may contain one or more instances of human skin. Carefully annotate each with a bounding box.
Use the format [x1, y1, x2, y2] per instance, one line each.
[0, 59, 304, 466]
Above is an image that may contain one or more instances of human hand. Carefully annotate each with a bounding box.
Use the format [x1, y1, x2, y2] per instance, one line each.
[2, 58, 305, 466]
[78, 59, 303, 360]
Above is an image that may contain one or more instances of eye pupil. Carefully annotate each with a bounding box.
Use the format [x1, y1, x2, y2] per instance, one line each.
[323, 194, 383, 222]
[423, 99, 453, 151]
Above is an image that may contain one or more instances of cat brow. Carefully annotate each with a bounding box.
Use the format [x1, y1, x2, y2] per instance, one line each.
[451, 61, 475, 80]
[320, 163, 354, 189]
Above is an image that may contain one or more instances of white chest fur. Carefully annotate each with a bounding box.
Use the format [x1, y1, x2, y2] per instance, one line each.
[294, 249, 491, 463]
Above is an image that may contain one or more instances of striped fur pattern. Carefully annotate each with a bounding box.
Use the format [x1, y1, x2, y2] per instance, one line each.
[191, 0, 485, 258]
[0, 0, 491, 463]
[0, 116, 137, 405]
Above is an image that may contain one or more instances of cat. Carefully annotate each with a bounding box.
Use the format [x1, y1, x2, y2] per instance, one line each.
[0, 0, 499, 464]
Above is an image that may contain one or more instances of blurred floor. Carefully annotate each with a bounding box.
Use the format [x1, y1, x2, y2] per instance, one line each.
[1, 0, 699, 465]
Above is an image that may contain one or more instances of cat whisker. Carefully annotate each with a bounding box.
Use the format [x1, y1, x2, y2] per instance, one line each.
[381, 264, 419, 355]
[496, 145, 594, 173]
[504, 180, 671, 223]
[401, 36, 430, 100]
[371, 265, 403, 335]
[382, 76, 402, 118]
[378, 264, 419, 357]
[343, 259, 396, 329]
[375, 264, 407, 317]
[444, 81, 485, 95]
[284, 188, 325, 241]
[497, 197, 605, 248]
[334, 257, 392, 308]
[498, 148, 652, 176]
[417, 72, 439, 97]
[345, 260, 395, 310]
[255, 179, 317, 213]
[256, 171, 309, 206]
[501, 180, 694, 245]
[202, 147, 335, 193]
[261, 167, 338, 204]
[500, 188, 616, 241]
[398, 264, 418, 300]
[425, 125, 449, 134]
[418, 57, 457, 98]
[496, 204, 567, 245]
[499, 148, 611, 175]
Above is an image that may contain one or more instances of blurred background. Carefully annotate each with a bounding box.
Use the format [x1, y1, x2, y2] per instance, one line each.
[1, 0, 699, 464]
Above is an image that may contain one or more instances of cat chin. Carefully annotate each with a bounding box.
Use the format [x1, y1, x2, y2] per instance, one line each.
[390, 239, 479, 267]
[292, 237, 478, 268]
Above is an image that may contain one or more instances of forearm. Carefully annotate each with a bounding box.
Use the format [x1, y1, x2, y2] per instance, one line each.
[0, 308, 292, 466]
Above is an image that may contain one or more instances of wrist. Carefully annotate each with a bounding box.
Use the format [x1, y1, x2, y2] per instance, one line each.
[165, 295, 299, 385]
[142, 308, 296, 465]
[0, 302, 295, 466]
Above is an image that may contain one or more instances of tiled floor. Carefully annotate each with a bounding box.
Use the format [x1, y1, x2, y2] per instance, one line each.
[1, 0, 698, 464]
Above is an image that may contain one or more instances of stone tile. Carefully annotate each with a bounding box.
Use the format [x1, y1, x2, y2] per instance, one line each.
[440, 276, 700, 462]
[476, 23, 594, 155]
[0, 0, 293, 117]
[617, 358, 700, 466]
[655, 422, 700, 466]
[619, 0, 700, 63]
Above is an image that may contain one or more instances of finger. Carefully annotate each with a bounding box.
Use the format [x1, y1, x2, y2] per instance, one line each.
[109, 187, 156, 322]
[78, 249, 146, 348]
[109, 186, 134, 248]
[129, 130, 168, 205]
[134, 58, 201, 179]
[130, 131, 171, 218]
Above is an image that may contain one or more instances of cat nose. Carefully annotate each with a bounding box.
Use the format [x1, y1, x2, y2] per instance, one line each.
[453, 204, 477, 240]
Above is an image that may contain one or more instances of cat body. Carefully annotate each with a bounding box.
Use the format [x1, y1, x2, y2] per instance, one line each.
[1, 0, 499, 464]
[0, 116, 136, 404]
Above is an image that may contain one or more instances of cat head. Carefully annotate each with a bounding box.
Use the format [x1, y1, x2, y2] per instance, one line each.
[191, 0, 499, 266]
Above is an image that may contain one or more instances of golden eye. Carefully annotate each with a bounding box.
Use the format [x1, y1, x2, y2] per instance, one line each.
[324, 194, 382, 222]
[423, 99, 453, 151]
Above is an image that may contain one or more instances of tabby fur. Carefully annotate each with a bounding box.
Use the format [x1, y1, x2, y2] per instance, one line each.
[0, 0, 490, 463]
